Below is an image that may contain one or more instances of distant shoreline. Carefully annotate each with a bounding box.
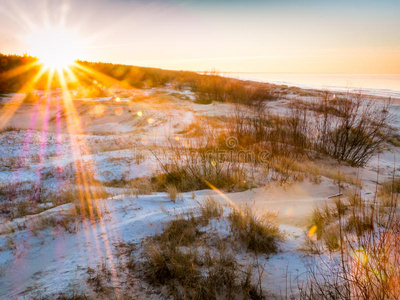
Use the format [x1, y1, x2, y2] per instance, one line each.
[221, 72, 400, 101]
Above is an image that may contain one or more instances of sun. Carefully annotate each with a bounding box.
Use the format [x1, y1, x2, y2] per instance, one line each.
[26, 27, 83, 70]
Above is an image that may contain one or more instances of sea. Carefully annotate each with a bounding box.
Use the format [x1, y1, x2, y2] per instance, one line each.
[225, 73, 400, 99]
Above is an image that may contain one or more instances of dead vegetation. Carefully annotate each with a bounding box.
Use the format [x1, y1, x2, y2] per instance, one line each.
[229, 206, 281, 254]
[378, 177, 400, 207]
[146, 89, 390, 200]
[227, 93, 392, 167]
[38, 197, 279, 299]
[166, 184, 181, 202]
[138, 196, 280, 299]
[301, 176, 400, 299]
[0, 180, 108, 221]
[151, 134, 249, 192]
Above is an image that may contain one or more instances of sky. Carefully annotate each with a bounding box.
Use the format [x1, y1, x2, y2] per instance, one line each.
[0, 0, 399, 73]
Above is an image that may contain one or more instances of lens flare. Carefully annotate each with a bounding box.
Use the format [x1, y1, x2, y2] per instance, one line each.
[308, 225, 317, 239]
[351, 247, 369, 264]
[94, 105, 105, 116]
[115, 107, 123, 116]
[285, 207, 294, 216]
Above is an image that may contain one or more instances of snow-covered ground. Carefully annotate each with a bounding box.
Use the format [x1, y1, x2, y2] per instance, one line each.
[0, 190, 197, 298]
[0, 87, 399, 298]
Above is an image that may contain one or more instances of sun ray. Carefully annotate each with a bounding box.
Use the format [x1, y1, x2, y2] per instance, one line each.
[57, 73, 108, 284]
[33, 68, 55, 200]
[57, 69, 122, 298]
[55, 94, 63, 194]
[0, 67, 47, 131]
[0, 61, 40, 80]
[71, 62, 133, 90]
[7, 0, 39, 33]
[0, 23, 148, 297]
[202, 179, 239, 210]
[62, 66, 79, 84]
[33, 95, 51, 198]
[8, 95, 44, 206]
[70, 62, 157, 121]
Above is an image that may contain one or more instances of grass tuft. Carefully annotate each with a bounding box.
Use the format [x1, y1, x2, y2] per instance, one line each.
[166, 184, 181, 203]
[198, 195, 224, 221]
[228, 205, 281, 254]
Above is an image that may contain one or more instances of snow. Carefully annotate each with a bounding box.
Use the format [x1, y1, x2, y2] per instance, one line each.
[0, 191, 196, 298]
[0, 86, 399, 298]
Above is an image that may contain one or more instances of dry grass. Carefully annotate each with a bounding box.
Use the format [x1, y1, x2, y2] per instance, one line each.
[166, 184, 181, 203]
[308, 188, 376, 252]
[137, 199, 278, 299]
[198, 195, 224, 221]
[345, 214, 374, 237]
[379, 178, 400, 207]
[228, 205, 281, 254]
[152, 154, 248, 193]
[301, 187, 400, 299]
[156, 197, 222, 247]
[13, 200, 30, 218]
[141, 208, 266, 299]
[0, 184, 108, 235]
[130, 177, 155, 195]
[143, 240, 263, 300]
[156, 211, 203, 247]
[309, 201, 344, 251]
[321, 225, 341, 251]
[30, 207, 80, 235]
[0, 180, 109, 221]
[345, 189, 363, 207]
[286, 159, 361, 187]
[4, 236, 16, 251]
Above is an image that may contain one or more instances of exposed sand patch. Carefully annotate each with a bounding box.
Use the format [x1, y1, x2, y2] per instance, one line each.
[222, 178, 339, 228]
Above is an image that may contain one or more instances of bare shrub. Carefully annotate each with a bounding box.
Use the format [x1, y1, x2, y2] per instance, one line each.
[228, 92, 392, 168]
[314, 93, 392, 166]
[286, 102, 311, 151]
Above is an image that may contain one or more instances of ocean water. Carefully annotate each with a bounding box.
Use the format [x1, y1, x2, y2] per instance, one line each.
[226, 73, 400, 99]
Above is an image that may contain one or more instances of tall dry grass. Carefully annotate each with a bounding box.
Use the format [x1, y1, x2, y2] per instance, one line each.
[301, 176, 400, 299]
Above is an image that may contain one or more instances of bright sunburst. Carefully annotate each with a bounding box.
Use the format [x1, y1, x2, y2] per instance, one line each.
[26, 27, 83, 70]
